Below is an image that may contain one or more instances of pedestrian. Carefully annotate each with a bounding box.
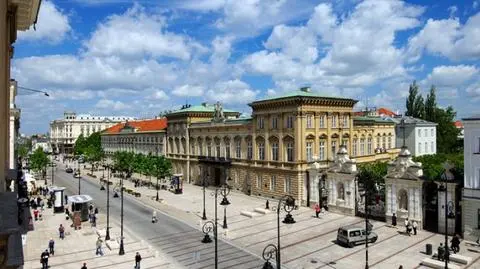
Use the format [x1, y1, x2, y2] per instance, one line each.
[392, 213, 397, 227]
[81, 262, 88, 269]
[314, 204, 321, 218]
[40, 249, 49, 269]
[48, 238, 55, 255]
[59, 224, 65, 239]
[398, 266, 403, 269]
[94, 207, 98, 215]
[451, 234, 461, 253]
[438, 243, 445, 261]
[135, 252, 142, 269]
[412, 220, 418, 235]
[33, 209, 39, 221]
[65, 194, 68, 205]
[95, 237, 103, 256]
[91, 214, 96, 227]
[152, 210, 157, 223]
[65, 208, 70, 220]
[404, 218, 409, 234]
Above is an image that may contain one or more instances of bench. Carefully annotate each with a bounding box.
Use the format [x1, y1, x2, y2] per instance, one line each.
[432, 252, 472, 264]
[464, 240, 480, 247]
[240, 211, 255, 218]
[421, 258, 460, 269]
[254, 208, 270, 214]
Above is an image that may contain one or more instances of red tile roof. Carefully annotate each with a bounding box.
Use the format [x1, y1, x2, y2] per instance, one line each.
[454, 120, 463, 128]
[377, 107, 397, 117]
[103, 118, 167, 134]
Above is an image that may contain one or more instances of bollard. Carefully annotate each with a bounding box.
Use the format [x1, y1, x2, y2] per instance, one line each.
[224, 229, 228, 239]
[266, 200, 269, 209]
[155, 250, 159, 258]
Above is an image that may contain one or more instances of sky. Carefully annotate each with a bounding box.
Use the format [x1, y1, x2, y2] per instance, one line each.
[13, 0, 480, 135]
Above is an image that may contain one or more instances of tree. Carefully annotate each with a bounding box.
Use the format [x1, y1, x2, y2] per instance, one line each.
[17, 145, 29, 159]
[74, 134, 87, 156]
[405, 81, 425, 119]
[30, 147, 49, 180]
[84, 144, 104, 173]
[435, 106, 460, 153]
[113, 151, 135, 178]
[152, 156, 172, 184]
[357, 162, 388, 206]
[413, 153, 463, 181]
[425, 85, 437, 122]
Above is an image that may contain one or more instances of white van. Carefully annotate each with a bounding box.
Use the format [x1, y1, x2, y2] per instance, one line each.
[337, 226, 378, 248]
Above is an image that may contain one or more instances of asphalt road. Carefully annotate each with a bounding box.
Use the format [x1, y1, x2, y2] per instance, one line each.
[51, 166, 265, 269]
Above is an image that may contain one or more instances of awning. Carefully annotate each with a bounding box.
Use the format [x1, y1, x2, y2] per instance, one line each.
[68, 195, 93, 204]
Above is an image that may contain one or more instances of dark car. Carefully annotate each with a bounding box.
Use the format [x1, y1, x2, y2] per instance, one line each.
[66, 167, 73, 173]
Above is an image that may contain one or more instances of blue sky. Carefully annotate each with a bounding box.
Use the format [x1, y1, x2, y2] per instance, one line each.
[13, 0, 480, 135]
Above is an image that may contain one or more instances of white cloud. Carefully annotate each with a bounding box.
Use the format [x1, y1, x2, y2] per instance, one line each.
[180, 0, 225, 11]
[95, 99, 130, 111]
[407, 12, 480, 61]
[84, 4, 204, 60]
[172, 84, 205, 97]
[448, 6, 458, 18]
[148, 89, 169, 100]
[206, 79, 259, 104]
[423, 65, 479, 87]
[467, 82, 480, 100]
[474, 1, 479, 10]
[50, 90, 97, 101]
[18, 1, 71, 44]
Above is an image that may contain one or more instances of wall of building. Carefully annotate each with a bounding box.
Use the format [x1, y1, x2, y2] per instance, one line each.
[102, 132, 166, 156]
[464, 120, 480, 189]
[414, 126, 437, 156]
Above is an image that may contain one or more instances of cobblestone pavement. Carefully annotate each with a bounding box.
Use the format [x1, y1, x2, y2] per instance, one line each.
[61, 160, 480, 268]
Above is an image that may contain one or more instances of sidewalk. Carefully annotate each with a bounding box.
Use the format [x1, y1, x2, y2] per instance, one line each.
[23, 178, 174, 269]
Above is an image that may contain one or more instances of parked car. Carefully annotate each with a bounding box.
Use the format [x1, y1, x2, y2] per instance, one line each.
[337, 226, 377, 248]
[66, 167, 73, 173]
[73, 171, 81, 178]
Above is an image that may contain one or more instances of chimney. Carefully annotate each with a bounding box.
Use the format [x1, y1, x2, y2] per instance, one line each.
[300, 86, 311, 92]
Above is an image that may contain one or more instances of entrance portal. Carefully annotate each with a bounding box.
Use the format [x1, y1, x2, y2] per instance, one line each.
[423, 181, 438, 232]
[214, 168, 221, 186]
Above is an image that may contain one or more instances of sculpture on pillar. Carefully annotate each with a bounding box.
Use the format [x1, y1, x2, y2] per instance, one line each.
[398, 189, 408, 211]
[212, 101, 226, 123]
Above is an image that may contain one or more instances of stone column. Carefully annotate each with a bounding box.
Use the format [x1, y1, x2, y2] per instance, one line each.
[391, 184, 397, 213]
[414, 188, 420, 220]
[386, 185, 392, 214]
[408, 188, 414, 219]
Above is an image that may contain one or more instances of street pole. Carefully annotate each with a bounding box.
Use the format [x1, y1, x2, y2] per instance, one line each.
[202, 175, 207, 220]
[105, 165, 111, 241]
[214, 190, 218, 269]
[119, 174, 125, 255]
[156, 176, 159, 201]
[51, 157, 55, 186]
[277, 202, 281, 269]
[365, 190, 369, 269]
[78, 160, 81, 195]
[444, 174, 448, 269]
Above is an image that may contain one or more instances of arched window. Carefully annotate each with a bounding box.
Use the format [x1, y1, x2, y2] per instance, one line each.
[283, 136, 294, 162]
[256, 137, 265, 160]
[269, 136, 279, 161]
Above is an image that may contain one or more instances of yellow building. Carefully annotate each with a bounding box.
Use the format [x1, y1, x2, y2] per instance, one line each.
[166, 88, 399, 205]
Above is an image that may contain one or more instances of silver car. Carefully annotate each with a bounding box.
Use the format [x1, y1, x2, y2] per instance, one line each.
[337, 226, 378, 248]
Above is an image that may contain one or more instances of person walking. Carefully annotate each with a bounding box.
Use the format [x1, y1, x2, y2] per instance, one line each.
[40, 249, 49, 269]
[314, 204, 321, 218]
[33, 209, 39, 221]
[48, 238, 55, 255]
[412, 220, 418, 235]
[152, 210, 157, 223]
[95, 237, 104, 256]
[404, 218, 409, 234]
[91, 214, 96, 227]
[135, 252, 142, 269]
[59, 224, 65, 239]
[81, 262, 88, 269]
[392, 213, 397, 227]
[451, 234, 461, 253]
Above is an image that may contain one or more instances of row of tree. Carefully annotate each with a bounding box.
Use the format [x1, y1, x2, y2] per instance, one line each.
[111, 151, 172, 184]
[74, 133, 105, 172]
[405, 81, 461, 153]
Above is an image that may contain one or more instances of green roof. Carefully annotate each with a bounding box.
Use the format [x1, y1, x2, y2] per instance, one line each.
[167, 104, 239, 115]
[253, 89, 356, 103]
[353, 116, 394, 124]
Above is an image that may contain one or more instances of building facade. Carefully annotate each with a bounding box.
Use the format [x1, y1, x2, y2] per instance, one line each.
[50, 111, 136, 154]
[9, 80, 20, 170]
[101, 118, 167, 156]
[32, 137, 51, 153]
[462, 116, 480, 241]
[166, 88, 399, 205]
[388, 116, 437, 157]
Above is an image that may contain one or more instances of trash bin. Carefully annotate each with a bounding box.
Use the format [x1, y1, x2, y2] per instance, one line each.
[426, 244, 432, 255]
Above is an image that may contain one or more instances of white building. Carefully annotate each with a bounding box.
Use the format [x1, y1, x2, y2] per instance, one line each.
[101, 118, 167, 156]
[387, 116, 437, 157]
[462, 115, 480, 241]
[9, 80, 20, 169]
[50, 111, 136, 154]
[32, 137, 51, 153]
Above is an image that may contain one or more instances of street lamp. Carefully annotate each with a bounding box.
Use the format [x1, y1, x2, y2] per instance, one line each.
[202, 173, 208, 220]
[439, 162, 454, 269]
[156, 174, 160, 201]
[201, 183, 230, 269]
[103, 164, 112, 241]
[18, 86, 50, 97]
[77, 160, 81, 195]
[222, 177, 232, 229]
[119, 168, 129, 256]
[261, 195, 296, 269]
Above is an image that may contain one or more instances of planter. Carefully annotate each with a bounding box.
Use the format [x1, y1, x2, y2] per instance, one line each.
[126, 189, 133, 194]
[134, 193, 141, 197]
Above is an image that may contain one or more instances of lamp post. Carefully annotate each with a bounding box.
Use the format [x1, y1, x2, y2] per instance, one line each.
[261, 195, 296, 269]
[119, 169, 128, 256]
[439, 162, 454, 269]
[201, 183, 230, 269]
[202, 173, 208, 220]
[77, 160, 81, 195]
[104, 164, 111, 241]
[51, 155, 55, 186]
[156, 175, 160, 201]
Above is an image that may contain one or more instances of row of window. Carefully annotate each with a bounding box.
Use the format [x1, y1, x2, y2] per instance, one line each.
[257, 114, 350, 130]
[418, 141, 435, 154]
[103, 136, 162, 144]
[418, 128, 435, 138]
[255, 175, 292, 193]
